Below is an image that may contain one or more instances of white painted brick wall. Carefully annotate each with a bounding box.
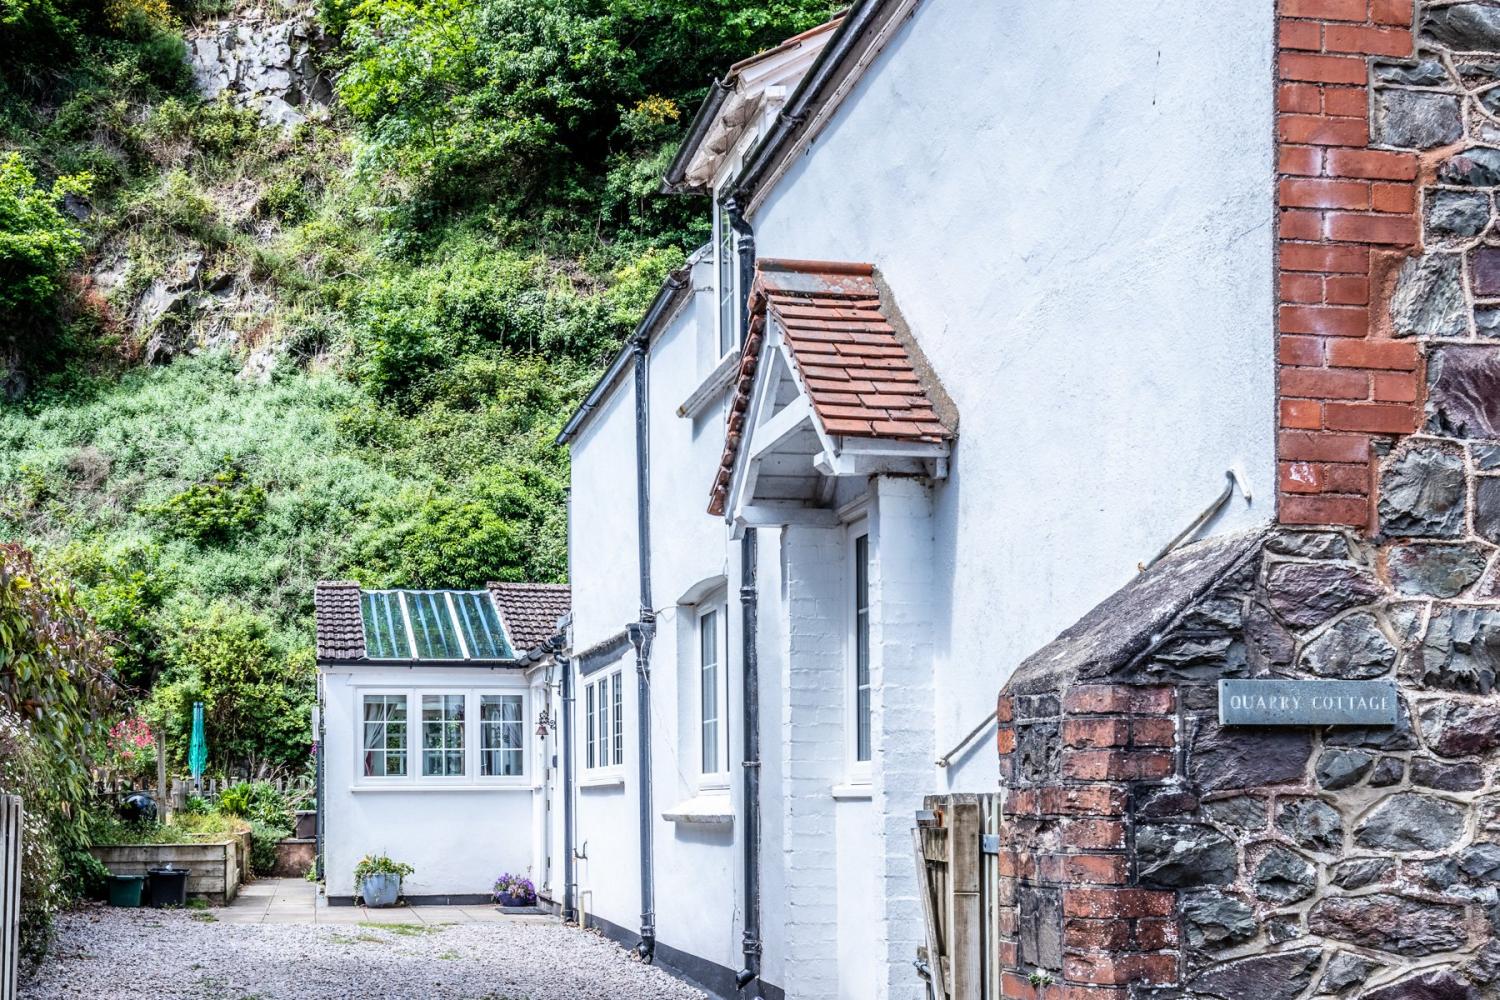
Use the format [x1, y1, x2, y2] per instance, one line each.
[776, 523, 846, 999]
[870, 477, 936, 1000]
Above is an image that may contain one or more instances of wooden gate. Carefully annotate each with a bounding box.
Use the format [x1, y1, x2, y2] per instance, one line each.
[2, 795, 21, 1000]
[914, 793, 1001, 1000]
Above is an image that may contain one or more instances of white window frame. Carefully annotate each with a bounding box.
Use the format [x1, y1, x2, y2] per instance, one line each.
[712, 195, 738, 362]
[846, 520, 873, 783]
[697, 604, 730, 788]
[351, 685, 529, 790]
[582, 669, 625, 783]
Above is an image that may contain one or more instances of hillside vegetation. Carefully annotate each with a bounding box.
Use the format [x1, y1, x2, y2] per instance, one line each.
[0, 0, 837, 773]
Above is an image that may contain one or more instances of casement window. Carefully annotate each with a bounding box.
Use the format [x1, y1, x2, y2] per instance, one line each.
[852, 529, 873, 768]
[698, 606, 729, 781]
[715, 199, 737, 359]
[362, 694, 408, 777]
[479, 694, 524, 777]
[355, 688, 527, 787]
[584, 671, 625, 774]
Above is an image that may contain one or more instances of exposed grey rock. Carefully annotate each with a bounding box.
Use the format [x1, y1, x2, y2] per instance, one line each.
[1407, 606, 1500, 694]
[1266, 562, 1384, 628]
[1475, 476, 1500, 543]
[1438, 146, 1500, 186]
[1140, 632, 1246, 682]
[1464, 939, 1500, 985]
[1276, 797, 1344, 852]
[1461, 842, 1500, 882]
[1244, 602, 1294, 671]
[1474, 443, 1500, 470]
[1427, 346, 1500, 440]
[1202, 796, 1267, 832]
[1476, 246, 1500, 298]
[1375, 90, 1463, 149]
[1317, 748, 1375, 790]
[1189, 719, 1313, 792]
[1302, 613, 1397, 679]
[1395, 254, 1467, 338]
[1309, 893, 1469, 955]
[1369, 755, 1406, 785]
[1135, 784, 1199, 820]
[1388, 543, 1491, 597]
[1266, 530, 1352, 560]
[1479, 307, 1500, 337]
[1412, 756, 1487, 791]
[1252, 845, 1318, 904]
[1137, 824, 1237, 888]
[1014, 720, 1059, 785]
[1424, 3, 1500, 50]
[187, 12, 331, 128]
[1180, 889, 1256, 949]
[1425, 856, 1463, 890]
[1361, 969, 1482, 1000]
[1186, 949, 1320, 1000]
[1426, 190, 1491, 241]
[1332, 856, 1394, 889]
[1319, 951, 1382, 994]
[1328, 697, 1420, 750]
[1375, 58, 1450, 86]
[1265, 916, 1301, 944]
[1379, 446, 1468, 538]
[1422, 698, 1500, 755]
[1355, 793, 1467, 851]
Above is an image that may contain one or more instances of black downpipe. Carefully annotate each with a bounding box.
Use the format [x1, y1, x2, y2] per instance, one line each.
[557, 643, 577, 923]
[631, 337, 658, 963]
[726, 195, 763, 994]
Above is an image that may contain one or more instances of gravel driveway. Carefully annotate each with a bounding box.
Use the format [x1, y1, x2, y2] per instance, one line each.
[21, 907, 710, 1000]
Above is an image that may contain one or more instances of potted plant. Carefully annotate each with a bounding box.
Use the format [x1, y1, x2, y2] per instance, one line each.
[492, 871, 537, 908]
[354, 854, 413, 908]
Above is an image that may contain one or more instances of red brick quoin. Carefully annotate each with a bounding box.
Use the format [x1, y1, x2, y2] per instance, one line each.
[1276, 0, 1423, 529]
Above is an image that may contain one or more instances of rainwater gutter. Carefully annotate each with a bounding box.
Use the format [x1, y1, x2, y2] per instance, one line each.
[630, 335, 658, 964]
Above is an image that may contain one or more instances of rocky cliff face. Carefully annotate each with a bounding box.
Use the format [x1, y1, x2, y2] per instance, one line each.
[187, 5, 331, 128]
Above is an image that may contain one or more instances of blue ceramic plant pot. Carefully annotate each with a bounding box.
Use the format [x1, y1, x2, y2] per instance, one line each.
[497, 889, 535, 908]
[360, 872, 401, 908]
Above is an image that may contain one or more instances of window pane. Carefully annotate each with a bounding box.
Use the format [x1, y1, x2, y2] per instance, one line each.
[452, 591, 513, 660]
[855, 534, 872, 763]
[585, 684, 595, 769]
[612, 673, 624, 766]
[700, 610, 720, 774]
[481, 694, 524, 776]
[362, 593, 413, 660]
[362, 694, 407, 776]
[421, 694, 465, 776]
[718, 202, 735, 356]
[408, 592, 464, 659]
[599, 678, 611, 768]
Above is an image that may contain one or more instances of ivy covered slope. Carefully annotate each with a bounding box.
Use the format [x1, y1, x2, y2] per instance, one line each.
[0, 0, 837, 771]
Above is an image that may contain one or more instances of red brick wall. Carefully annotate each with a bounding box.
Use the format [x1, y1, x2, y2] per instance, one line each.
[1275, 0, 1422, 529]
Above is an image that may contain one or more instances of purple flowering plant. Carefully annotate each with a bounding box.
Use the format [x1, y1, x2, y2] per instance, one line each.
[492, 871, 537, 904]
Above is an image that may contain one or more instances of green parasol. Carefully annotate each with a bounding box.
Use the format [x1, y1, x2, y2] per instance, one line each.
[188, 701, 208, 788]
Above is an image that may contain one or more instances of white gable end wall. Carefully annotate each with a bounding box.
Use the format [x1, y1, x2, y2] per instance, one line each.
[751, 0, 1277, 791]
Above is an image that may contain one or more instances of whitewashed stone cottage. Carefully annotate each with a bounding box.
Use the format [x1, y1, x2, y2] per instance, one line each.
[552, 2, 1278, 997]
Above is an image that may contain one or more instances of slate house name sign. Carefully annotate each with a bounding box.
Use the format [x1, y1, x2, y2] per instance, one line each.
[1218, 679, 1398, 727]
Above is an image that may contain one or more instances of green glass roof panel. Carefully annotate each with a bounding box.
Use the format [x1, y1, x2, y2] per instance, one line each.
[361, 592, 412, 660]
[406, 591, 464, 660]
[452, 590, 513, 660]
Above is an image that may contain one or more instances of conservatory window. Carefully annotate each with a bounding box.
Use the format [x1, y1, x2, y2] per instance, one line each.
[421, 694, 466, 777]
[480, 694, 525, 777]
[362, 694, 408, 777]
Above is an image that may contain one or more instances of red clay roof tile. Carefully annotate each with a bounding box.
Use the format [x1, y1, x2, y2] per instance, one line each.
[707, 259, 955, 517]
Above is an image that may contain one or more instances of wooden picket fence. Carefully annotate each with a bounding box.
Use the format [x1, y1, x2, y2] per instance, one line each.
[2, 795, 21, 1000]
[914, 793, 1002, 1000]
[90, 772, 312, 812]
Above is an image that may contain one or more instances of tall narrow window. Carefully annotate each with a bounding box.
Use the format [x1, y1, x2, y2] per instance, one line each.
[421, 694, 466, 776]
[599, 675, 612, 769]
[717, 200, 736, 357]
[480, 694, 524, 777]
[854, 533, 872, 763]
[362, 694, 407, 777]
[700, 609, 721, 774]
[585, 683, 596, 769]
[611, 673, 624, 766]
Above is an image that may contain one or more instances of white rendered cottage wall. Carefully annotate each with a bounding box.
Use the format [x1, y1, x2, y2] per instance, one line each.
[320, 665, 536, 900]
[751, 0, 1277, 793]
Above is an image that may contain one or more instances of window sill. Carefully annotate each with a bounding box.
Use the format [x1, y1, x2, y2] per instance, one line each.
[662, 792, 734, 826]
[677, 354, 739, 419]
[350, 783, 532, 793]
[831, 783, 873, 801]
[580, 773, 625, 789]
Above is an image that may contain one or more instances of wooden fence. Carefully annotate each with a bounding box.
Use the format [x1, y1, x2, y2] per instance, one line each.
[2, 795, 21, 1000]
[914, 793, 1001, 1000]
[90, 772, 312, 812]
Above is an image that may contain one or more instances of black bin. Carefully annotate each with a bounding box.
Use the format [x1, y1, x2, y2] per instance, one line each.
[146, 866, 189, 907]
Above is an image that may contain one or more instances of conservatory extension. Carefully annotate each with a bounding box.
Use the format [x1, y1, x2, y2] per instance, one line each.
[313, 581, 569, 905]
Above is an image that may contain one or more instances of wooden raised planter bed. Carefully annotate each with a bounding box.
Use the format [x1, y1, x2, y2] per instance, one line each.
[91, 829, 252, 905]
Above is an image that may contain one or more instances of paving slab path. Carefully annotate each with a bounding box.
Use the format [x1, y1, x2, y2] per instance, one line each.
[20, 881, 708, 1000]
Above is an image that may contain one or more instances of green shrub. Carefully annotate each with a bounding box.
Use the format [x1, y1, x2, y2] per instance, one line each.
[144, 460, 267, 545]
[249, 819, 290, 876]
[0, 152, 89, 322]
